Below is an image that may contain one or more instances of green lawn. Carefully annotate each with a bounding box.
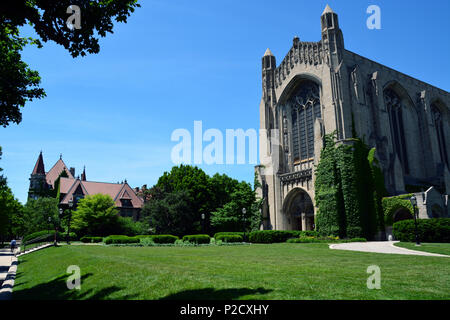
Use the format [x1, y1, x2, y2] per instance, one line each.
[13, 243, 450, 300]
[394, 242, 450, 256]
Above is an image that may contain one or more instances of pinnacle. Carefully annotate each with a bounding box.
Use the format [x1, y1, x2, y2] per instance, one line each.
[322, 4, 334, 15]
[264, 48, 273, 57]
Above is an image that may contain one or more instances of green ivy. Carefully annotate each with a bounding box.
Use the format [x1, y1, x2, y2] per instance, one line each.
[382, 194, 413, 226]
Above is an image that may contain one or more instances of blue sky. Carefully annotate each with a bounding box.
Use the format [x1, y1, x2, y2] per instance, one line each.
[1, 0, 449, 204]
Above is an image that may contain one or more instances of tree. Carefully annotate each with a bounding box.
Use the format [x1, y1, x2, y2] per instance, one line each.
[210, 182, 261, 233]
[71, 194, 119, 236]
[141, 190, 196, 236]
[23, 197, 60, 234]
[0, 0, 140, 127]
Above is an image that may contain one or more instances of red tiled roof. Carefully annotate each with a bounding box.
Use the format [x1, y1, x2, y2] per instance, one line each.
[32, 152, 45, 175]
[46, 159, 74, 188]
[60, 179, 143, 209]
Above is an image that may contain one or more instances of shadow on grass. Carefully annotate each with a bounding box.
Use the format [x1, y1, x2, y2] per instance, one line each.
[160, 287, 273, 300]
[13, 273, 138, 300]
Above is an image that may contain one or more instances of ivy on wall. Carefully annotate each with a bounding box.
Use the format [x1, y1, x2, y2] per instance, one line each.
[315, 133, 385, 240]
[382, 194, 413, 226]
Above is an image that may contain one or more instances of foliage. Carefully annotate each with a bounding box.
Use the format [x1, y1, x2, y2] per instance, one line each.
[213, 232, 244, 239]
[368, 148, 387, 233]
[0, 0, 140, 127]
[210, 181, 260, 233]
[71, 194, 120, 237]
[393, 218, 450, 243]
[23, 197, 60, 234]
[23, 230, 77, 243]
[182, 234, 211, 244]
[80, 236, 103, 243]
[248, 230, 299, 243]
[141, 190, 196, 236]
[215, 234, 243, 243]
[116, 216, 148, 236]
[138, 235, 179, 244]
[104, 235, 140, 244]
[314, 133, 345, 237]
[314, 133, 383, 240]
[382, 194, 414, 226]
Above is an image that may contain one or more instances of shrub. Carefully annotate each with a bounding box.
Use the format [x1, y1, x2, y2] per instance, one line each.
[104, 235, 140, 244]
[393, 218, 450, 243]
[80, 236, 103, 243]
[23, 230, 78, 243]
[151, 235, 179, 244]
[214, 232, 244, 239]
[215, 234, 243, 243]
[300, 230, 319, 237]
[182, 234, 210, 244]
[349, 237, 367, 242]
[248, 230, 299, 243]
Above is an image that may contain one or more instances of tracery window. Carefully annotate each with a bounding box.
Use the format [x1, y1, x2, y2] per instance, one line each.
[290, 81, 321, 162]
[431, 103, 448, 167]
[384, 88, 409, 174]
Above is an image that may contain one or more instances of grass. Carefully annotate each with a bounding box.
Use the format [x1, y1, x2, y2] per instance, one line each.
[394, 242, 450, 256]
[12, 243, 450, 300]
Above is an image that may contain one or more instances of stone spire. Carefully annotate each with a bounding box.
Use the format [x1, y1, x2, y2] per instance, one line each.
[264, 48, 273, 57]
[81, 166, 86, 181]
[322, 4, 334, 15]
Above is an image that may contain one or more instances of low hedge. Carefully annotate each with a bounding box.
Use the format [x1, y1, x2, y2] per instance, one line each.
[151, 235, 179, 244]
[215, 234, 243, 243]
[393, 218, 450, 243]
[214, 232, 244, 239]
[24, 230, 78, 243]
[104, 235, 140, 244]
[80, 236, 103, 243]
[182, 234, 210, 244]
[248, 230, 301, 243]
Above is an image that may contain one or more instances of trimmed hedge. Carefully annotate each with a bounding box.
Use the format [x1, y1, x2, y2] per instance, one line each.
[151, 235, 179, 244]
[214, 232, 244, 239]
[248, 230, 299, 243]
[80, 236, 103, 243]
[182, 234, 210, 244]
[393, 218, 450, 243]
[104, 235, 140, 244]
[215, 234, 243, 243]
[23, 230, 78, 243]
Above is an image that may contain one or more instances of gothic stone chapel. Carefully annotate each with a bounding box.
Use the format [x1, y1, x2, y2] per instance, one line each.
[255, 5, 450, 233]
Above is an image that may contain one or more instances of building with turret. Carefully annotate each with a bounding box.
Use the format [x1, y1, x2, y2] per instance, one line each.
[256, 5, 450, 234]
[28, 152, 143, 219]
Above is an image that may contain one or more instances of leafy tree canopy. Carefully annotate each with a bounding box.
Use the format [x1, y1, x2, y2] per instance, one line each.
[0, 0, 140, 126]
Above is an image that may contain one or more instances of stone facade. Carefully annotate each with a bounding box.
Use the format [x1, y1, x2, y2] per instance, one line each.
[256, 5, 450, 231]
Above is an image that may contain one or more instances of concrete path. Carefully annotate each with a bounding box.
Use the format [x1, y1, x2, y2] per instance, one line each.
[329, 241, 449, 257]
[0, 248, 18, 300]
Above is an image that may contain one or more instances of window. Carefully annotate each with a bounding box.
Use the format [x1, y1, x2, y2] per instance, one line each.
[431, 103, 448, 167]
[290, 81, 321, 162]
[384, 88, 409, 174]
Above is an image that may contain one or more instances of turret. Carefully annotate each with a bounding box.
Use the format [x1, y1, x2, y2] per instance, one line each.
[28, 151, 48, 199]
[321, 4, 344, 68]
[262, 48, 276, 102]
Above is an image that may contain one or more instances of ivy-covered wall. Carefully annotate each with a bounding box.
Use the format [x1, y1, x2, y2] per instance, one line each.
[315, 133, 385, 240]
[382, 194, 413, 226]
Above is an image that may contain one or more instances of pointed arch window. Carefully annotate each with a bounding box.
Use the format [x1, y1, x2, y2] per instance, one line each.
[431, 103, 448, 167]
[384, 88, 409, 174]
[290, 81, 321, 162]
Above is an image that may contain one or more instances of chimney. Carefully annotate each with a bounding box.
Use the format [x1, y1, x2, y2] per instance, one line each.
[70, 167, 75, 177]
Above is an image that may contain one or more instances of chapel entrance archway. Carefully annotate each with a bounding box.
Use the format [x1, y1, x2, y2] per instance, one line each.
[283, 188, 314, 231]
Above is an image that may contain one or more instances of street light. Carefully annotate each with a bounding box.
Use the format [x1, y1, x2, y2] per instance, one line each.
[242, 208, 247, 242]
[409, 195, 420, 246]
[201, 213, 205, 234]
[67, 198, 74, 245]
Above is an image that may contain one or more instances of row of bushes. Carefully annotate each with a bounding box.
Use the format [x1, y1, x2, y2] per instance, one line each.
[23, 230, 78, 243]
[287, 236, 366, 243]
[393, 218, 450, 243]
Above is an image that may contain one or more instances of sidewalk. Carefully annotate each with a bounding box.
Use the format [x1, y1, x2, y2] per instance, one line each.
[329, 241, 449, 257]
[0, 248, 17, 300]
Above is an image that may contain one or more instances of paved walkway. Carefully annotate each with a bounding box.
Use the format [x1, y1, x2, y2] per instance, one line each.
[0, 248, 18, 300]
[329, 241, 449, 257]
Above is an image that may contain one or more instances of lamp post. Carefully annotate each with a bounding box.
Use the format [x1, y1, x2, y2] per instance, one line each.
[48, 216, 51, 235]
[67, 198, 74, 245]
[201, 213, 205, 234]
[242, 208, 247, 242]
[409, 195, 420, 246]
